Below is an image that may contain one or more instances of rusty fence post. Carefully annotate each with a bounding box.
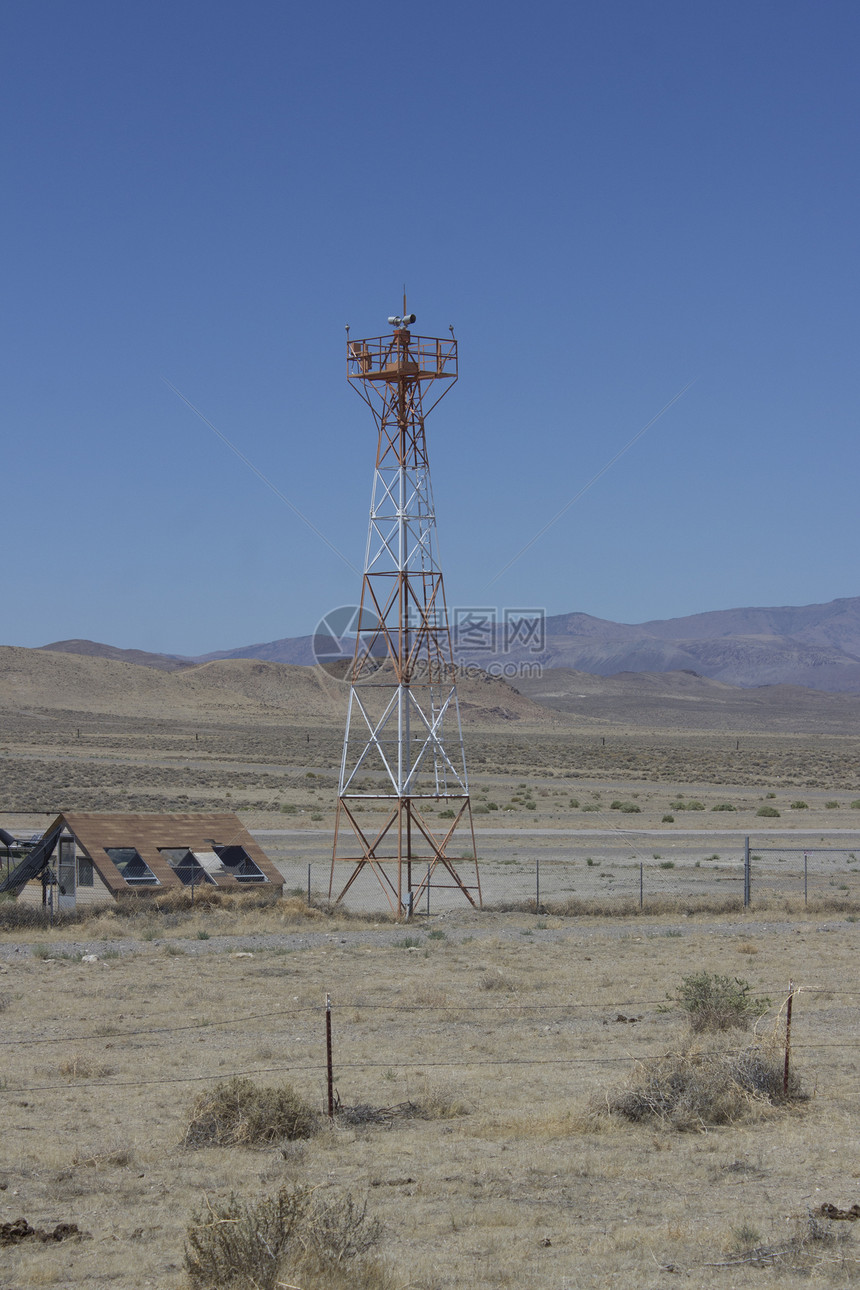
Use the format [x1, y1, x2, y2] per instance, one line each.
[325, 992, 334, 1119]
[783, 980, 795, 1098]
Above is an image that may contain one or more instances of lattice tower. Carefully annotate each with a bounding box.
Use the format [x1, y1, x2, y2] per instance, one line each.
[329, 306, 482, 916]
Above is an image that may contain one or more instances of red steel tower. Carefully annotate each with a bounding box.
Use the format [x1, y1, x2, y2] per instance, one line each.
[328, 305, 481, 916]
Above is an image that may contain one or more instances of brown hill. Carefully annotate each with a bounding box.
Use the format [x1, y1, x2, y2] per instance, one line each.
[0, 648, 561, 730]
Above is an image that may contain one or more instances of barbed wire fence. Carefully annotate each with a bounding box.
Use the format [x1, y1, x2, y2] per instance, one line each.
[1, 983, 857, 1108]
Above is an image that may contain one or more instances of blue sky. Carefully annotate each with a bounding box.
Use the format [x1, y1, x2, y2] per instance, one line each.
[3, 1, 859, 655]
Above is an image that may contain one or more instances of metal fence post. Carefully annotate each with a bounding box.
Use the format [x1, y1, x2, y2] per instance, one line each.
[426, 864, 431, 916]
[639, 859, 644, 910]
[307, 863, 311, 906]
[536, 857, 540, 911]
[325, 993, 334, 1119]
[783, 981, 795, 1097]
[803, 852, 808, 908]
[744, 837, 750, 908]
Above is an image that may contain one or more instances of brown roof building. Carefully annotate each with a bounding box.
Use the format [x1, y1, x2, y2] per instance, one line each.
[3, 812, 284, 909]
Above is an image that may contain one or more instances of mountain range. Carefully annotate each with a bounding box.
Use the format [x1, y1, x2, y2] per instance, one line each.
[39, 595, 860, 692]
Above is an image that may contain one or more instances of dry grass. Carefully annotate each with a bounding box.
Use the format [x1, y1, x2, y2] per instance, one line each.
[478, 968, 518, 992]
[70, 1140, 135, 1169]
[413, 1079, 472, 1120]
[184, 1077, 320, 1148]
[57, 1054, 115, 1080]
[600, 1035, 804, 1131]
[1, 906, 857, 1288]
[713, 1211, 852, 1272]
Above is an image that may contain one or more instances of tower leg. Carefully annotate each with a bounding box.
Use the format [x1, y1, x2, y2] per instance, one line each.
[330, 795, 481, 918]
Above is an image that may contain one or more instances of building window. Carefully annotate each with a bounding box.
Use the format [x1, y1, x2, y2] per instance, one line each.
[104, 848, 159, 885]
[215, 845, 267, 882]
[158, 848, 216, 886]
[77, 857, 94, 887]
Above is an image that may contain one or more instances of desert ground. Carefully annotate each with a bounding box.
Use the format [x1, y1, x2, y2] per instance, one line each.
[1, 905, 858, 1289]
[1, 648, 860, 1287]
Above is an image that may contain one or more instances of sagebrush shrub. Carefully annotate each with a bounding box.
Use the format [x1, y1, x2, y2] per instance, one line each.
[671, 972, 769, 1032]
[186, 1185, 311, 1289]
[185, 1186, 390, 1290]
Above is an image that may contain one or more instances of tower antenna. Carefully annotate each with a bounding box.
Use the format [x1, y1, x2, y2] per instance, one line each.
[329, 308, 481, 917]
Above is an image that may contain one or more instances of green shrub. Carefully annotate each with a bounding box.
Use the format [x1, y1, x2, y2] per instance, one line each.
[671, 971, 769, 1032]
[662, 814, 674, 823]
[756, 805, 780, 818]
[659, 861, 675, 869]
[790, 801, 809, 810]
[851, 801, 860, 810]
[620, 803, 641, 814]
[686, 800, 705, 811]
[569, 798, 580, 808]
[184, 1077, 319, 1148]
[826, 800, 840, 809]
[610, 800, 623, 810]
[711, 803, 736, 812]
[487, 802, 499, 810]
[438, 809, 455, 819]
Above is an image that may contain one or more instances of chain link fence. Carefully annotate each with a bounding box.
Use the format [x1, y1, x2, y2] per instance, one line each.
[259, 831, 860, 913]
[746, 845, 860, 905]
